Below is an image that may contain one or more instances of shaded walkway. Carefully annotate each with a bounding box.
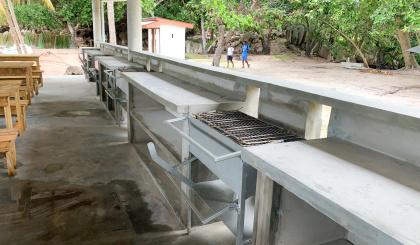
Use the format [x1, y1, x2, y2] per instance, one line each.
[0, 76, 183, 244]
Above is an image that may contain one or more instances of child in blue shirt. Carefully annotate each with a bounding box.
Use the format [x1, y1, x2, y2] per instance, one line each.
[242, 41, 250, 68]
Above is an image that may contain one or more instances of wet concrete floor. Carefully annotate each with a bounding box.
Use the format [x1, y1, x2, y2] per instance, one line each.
[0, 76, 235, 245]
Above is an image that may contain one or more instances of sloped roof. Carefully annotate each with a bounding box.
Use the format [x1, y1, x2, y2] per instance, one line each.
[142, 17, 194, 29]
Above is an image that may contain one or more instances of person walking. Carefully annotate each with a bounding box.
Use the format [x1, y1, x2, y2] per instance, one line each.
[241, 41, 250, 68]
[227, 44, 235, 68]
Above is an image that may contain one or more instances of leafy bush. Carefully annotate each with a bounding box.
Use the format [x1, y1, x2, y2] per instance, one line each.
[15, 4, 63, 31]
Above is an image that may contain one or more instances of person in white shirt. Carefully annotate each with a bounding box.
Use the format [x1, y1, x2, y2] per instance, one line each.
[227, 45, 235, 68]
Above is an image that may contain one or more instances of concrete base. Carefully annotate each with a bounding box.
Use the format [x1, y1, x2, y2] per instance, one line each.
[0, 75, 234, 244]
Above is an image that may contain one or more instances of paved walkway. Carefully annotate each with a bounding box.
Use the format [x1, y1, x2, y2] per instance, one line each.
[0, 76, 188, 244]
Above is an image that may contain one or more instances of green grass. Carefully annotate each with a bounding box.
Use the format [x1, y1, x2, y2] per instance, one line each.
[0, 32, 71, 48]
[185, 53, 210, 60]
[274, 53, 291, 61]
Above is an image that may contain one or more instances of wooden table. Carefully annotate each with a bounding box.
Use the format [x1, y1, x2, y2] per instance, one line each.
[0, 55, 44, 92]
[0, 54, 40, 67]
[0, 61, 34, 100]
[0, 79, 30, 102]
[0, 84, 25, 135]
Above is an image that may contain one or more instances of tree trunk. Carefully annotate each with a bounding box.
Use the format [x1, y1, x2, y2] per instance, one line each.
[212, 23, 225, 67]
[209, 28, 214, 40]
[326, 22, 369, 68]
[6, 0, 26, 53]
[67, 22, 77, 48]
[0, 0, 21, 53]
[200, 16, 207, 54]
[396, 29, 419, 69]
[251, 0, 259, 9]
[262, 29, 271, 54]
[107, 0, 117, 45]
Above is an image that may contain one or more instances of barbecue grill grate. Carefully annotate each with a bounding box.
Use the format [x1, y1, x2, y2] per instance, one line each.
[194, 111, 302, 146]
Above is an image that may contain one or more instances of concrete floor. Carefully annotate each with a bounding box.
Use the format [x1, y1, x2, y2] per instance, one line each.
[0, 75, 235, 244]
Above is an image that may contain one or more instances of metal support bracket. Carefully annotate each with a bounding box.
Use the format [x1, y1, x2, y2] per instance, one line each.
[147, 142, 194, 186]
[201, 201, 239, 224]
[166, 117, 242, 162]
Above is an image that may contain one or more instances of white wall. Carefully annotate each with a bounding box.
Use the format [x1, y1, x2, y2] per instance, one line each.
[159, 25, 186, 59]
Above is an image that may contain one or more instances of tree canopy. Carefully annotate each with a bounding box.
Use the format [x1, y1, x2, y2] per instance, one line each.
[0, 0, 419, 68]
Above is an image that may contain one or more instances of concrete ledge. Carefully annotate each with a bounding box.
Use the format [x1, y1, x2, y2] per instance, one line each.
[96, 56, 141, 70]
[122, 72, 243, 114]
[242, 138, 420, 244]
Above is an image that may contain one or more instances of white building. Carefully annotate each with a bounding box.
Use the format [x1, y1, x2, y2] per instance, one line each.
[142, 17, 194, 60]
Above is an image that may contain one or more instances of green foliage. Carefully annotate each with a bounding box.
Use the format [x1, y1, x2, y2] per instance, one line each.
[285, 0, 419, 68]
[14, 3, 63, 31]
[372, 0, 420, 32]
[200, 0, 254, 30]
[155, 0, 196, 23]
[0, 31, 71, 48]
[56, 0, 92, 26]
[141, 0, 157, 17]
[1, 0, 417, 68]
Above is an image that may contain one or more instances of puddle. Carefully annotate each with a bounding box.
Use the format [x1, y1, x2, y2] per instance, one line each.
[44, 164, 64, 174]
[54, 109, 105, 118]
[0, 179, 172, 244]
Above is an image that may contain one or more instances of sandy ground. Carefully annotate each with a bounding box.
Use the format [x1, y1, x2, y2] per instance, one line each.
[36, 48, 420, 106]
[34, 49, 82, 76]
[189, 53, 420, 107]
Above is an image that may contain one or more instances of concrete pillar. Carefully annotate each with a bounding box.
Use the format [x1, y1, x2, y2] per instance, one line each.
[305, 102, 323, 139]
[92, 0, 102, 47]
[241, 85, 260, 118]
[127, 0, 142, 57]
[253, 173, 274, 245]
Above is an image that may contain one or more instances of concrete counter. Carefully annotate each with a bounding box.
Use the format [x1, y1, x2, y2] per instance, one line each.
[242, 138, 420, 245]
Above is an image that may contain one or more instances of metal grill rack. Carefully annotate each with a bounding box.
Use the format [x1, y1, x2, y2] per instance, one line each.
[194, 111, 302, 146]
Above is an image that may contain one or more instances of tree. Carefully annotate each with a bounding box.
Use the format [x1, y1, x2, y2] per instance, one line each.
[56, 0, 92, 47]
[372, 0, 420, 69]
[290, 0, 374, 68]
[251, 1, 285, 54]
[0, 0, 22, 53]
[199, 0, 254, 66]
[14, 4, 62, 31]
[0, 0, 27, 53]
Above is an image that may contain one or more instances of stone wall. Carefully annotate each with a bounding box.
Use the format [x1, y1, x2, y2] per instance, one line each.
[186, 29, 287, 55]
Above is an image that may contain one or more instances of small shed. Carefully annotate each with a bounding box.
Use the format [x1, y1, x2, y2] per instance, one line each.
[142, 17, 194, 60]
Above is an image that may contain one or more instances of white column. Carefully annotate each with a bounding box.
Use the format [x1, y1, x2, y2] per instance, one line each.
[127, 0, 142, 57]
[92, 0, 103, 47]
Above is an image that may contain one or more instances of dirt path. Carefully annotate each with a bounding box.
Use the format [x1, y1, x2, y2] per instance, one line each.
[188, 53, 420, 106]
[35, 49, 81, 76]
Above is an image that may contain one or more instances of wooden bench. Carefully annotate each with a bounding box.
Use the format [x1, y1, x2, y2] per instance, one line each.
[0, 84, 25, 135]
[0, 54, 43, 90]
[0, 93, 19, 176]
[0, 61, 35, 97]
[0, 128, 18, 176]
[0, 79, 31, 104]
[242, 137, 420, 244]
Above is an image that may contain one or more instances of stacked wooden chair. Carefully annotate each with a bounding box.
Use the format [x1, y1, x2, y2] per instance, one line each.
[0, 55, 43, 176]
